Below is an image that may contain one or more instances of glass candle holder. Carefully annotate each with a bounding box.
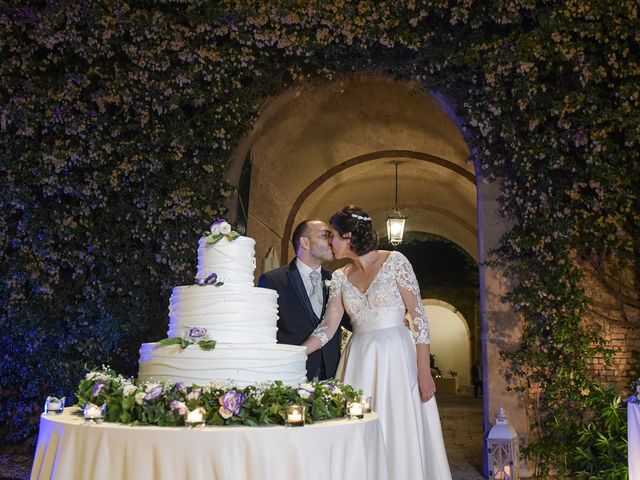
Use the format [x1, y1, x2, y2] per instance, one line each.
[185, 408, 206, 428]
[44, 396, 65, 415]
[360, 395, 373, 413]
[83, 403, 106, 423]
[347, 401, 364, 419]
[285, 405, 305, 427]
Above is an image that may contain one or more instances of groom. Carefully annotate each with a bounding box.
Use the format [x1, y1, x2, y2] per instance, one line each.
[258, 219, 347, 380]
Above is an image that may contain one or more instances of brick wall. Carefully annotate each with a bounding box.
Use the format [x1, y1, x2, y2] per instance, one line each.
[581, 260, 640, 393]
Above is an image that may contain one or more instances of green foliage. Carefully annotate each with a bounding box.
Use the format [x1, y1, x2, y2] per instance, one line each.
[570, 385, 628, 480]
[157, 337, 217, 351]
[1, 4, 637, 474]
[75, 367, 361, 427]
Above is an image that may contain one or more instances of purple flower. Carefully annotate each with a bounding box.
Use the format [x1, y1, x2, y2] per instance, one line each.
[218, 390, 245, 418]
[188, 327, 207, 338]
[17, 8, 36, 21]
[174, 382, 187, 391]
[187, 390, 201, 401]
[170, 400, 188, 416]
[91, 382, 105, 397]
[144, 386, 163, 402]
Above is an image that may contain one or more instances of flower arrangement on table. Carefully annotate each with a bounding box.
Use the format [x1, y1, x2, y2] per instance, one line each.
[75, 367, 361, 426]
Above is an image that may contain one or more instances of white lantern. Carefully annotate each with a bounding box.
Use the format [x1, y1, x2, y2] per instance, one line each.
[487, 407, 520, 480]
[386, 211, 406, 246]
[385, 162, 407, 246]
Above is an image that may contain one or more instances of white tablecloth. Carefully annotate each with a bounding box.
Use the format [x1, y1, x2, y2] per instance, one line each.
[31, 408, 388, 480]
[630, 398, 640, 480]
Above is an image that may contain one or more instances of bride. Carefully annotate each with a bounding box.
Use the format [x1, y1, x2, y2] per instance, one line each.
[302, 205, 452, 479]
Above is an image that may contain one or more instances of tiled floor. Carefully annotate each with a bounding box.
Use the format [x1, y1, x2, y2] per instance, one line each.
[2, 393, 486, 480]
[439, 393, 485, 480]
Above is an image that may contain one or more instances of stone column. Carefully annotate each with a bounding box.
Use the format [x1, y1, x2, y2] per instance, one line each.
[477, 173, 529, 476]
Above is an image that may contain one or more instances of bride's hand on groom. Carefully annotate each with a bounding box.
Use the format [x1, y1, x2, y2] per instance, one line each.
[418, 371, 436, 402]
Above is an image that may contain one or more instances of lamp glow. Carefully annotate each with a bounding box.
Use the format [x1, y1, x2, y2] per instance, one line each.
[385, 162, 407, 246]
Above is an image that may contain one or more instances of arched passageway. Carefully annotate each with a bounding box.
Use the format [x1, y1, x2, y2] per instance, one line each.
[225, 75, 497, 476]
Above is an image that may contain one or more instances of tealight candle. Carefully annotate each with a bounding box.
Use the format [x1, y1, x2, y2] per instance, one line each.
[44, 396, 65, 415]
[286, 405, 305, 427]
[83, 403, 104, 423]
[185, 408, 205, 428]
[348, 401, 364, 419]
[360, 395, 372, 413]
[186, 409, 203, 424]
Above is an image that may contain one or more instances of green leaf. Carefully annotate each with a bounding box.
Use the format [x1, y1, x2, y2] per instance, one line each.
[198, 340, 217, 351]
[158, 337, 183, 347]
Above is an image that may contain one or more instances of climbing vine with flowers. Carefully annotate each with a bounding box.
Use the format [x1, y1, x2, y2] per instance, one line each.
[1, 1, 638, 473]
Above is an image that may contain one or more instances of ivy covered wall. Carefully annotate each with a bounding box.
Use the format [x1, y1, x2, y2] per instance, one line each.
[1, 1, 638, 474]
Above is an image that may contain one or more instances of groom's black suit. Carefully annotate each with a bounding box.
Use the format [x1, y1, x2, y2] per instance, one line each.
[258, 259, 346, 380]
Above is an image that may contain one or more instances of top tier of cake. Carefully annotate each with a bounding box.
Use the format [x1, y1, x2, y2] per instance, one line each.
[195, 236, 256, 286]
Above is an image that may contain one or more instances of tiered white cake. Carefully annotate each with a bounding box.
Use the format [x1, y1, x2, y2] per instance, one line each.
[138, 229, 307, 387]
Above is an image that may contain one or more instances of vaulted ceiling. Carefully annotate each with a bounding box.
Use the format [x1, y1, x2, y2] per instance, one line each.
[226, 75, 476, 270]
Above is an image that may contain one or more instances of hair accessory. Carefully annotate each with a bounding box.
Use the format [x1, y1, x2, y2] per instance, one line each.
[350, 213, 371, 222]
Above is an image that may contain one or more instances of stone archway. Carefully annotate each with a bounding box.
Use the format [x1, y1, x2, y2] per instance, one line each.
[225, 74, 523, 475]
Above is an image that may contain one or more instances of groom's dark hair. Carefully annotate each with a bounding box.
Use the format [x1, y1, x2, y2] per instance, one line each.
[291, 220, 313, 253]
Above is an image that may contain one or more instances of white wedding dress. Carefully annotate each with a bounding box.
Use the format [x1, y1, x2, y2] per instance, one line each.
[312, 251, 452, 479]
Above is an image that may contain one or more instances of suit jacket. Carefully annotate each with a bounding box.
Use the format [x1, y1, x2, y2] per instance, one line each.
[258, 258, 348, 380]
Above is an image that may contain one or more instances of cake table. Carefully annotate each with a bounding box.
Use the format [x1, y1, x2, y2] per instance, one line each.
[31, 408, 388, 480]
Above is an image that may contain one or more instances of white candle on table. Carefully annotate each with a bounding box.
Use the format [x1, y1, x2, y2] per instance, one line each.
[349, 402, 363, 416]
[288, 409, 302, 423]
[187, 409, 203, 423]
[84, 405, 102, 419]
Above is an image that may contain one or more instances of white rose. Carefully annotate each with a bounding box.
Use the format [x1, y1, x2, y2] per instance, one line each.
[298, 389, 311, 399]
[211, 223, 221, 235]
[134, 392, 146, 405]
[220, 222, 232, 234]
[299, 383, 315, 392]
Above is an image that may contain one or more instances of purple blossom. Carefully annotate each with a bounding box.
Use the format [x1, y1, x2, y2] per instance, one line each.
[52, 107, 64, 123]
[144, 386, 163, 402]
[17, 8, 36, 21]
[174, 382, 187, 391]
[91, 382, 105, 397]
[188, 327, 207, 338]
[218, 390, 245, 418]
[170, 400, 187, 416]
[187, 390, 201, 401]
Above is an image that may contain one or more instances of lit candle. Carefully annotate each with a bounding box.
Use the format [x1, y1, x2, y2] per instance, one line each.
[83, 404, 102, 420]
[286, 405, 305, 426]
[360, 395, 372, 413]
[349, 402, 363, 416]
[287, 409, 302, 423]
[45, 396, 64, 414]
[186, 409, 204, 424]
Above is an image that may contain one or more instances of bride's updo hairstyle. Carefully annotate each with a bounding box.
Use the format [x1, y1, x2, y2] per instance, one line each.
[330, 206, 379, 256]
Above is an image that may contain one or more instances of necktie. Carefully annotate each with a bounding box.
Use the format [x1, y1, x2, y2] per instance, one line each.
[309, 270, 323, 318]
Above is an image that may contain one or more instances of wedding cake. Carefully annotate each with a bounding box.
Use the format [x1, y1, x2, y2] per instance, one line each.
[138, 221, 307, 387]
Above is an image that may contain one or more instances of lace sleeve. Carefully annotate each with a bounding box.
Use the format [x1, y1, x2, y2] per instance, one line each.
[393, 252, 430, 345]
[310, 270, 345, 347]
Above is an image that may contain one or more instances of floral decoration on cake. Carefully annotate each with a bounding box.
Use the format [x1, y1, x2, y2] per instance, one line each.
[75, 367, 362, 427]
[158, 326, 217, 351]
[195, 272, 224, 287]
[204, 219, 240, 245]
